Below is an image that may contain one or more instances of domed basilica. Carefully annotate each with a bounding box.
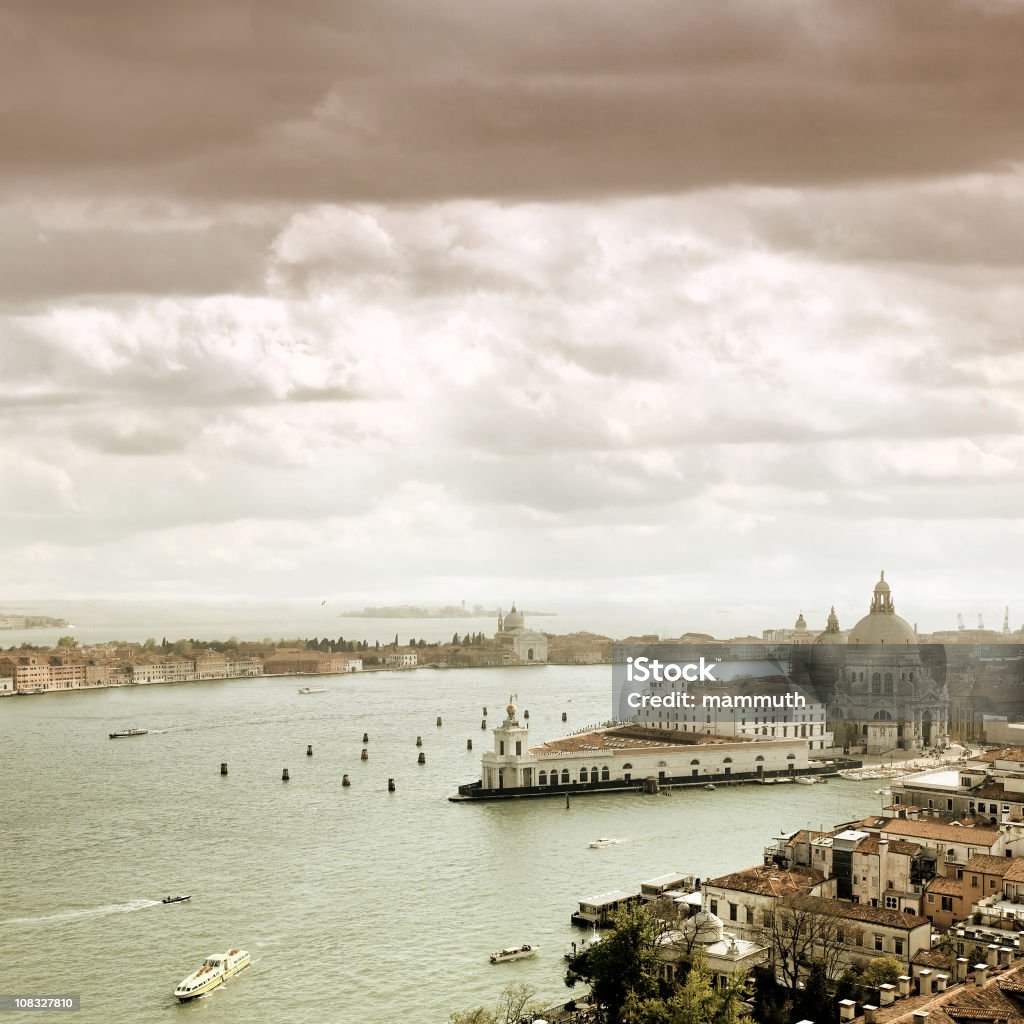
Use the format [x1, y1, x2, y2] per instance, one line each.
[825, 573, 949, 753]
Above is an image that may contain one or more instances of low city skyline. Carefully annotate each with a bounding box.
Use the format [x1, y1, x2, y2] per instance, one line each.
[3, 2, 1023, 618]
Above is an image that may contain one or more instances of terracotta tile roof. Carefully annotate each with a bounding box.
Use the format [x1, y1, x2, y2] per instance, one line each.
[988, 748, 1024, 763]
[974, 783, 1010, 799]
[881, 818, 1002, 847]
[927, 876, 966, 897]
[792, 894, 928, 929]
[1003, 860, 1024, 883]
[873, 963, 1024, 1024]
[856, 834, 921, 857]
[966, 855, 1015, 875]
[912, 948, 955, 971]
[532, 725, 744, 754]
[706, 865, 824, 898]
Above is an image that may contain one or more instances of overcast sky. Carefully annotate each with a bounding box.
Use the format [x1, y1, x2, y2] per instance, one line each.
[2, 0, 1024, 635]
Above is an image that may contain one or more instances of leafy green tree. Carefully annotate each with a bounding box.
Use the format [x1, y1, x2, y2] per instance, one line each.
[142, 637, 156, 650]
[566, 903, 662, 1024]
[56, 635, 78, 648]
[626, 949, 752, 1024]
[793, 962, 831, 1023]
[862, 957, 901, 989]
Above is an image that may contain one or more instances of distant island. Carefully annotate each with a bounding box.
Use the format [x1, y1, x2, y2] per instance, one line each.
[341, 604, 556, 619]
[0, 614, 69, 629]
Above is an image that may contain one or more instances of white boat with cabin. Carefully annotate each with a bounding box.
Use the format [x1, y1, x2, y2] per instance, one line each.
[173, 948, 251, 1001]
[588, 837, 618, 849]
[489, 944, 537, 964]
[298, 686, 327, 694]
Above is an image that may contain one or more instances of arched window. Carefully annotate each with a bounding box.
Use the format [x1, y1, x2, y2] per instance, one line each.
[538, 771, 547, 785]
[755, 755, 765, 762]
[657, 761, 668, 768]
[601, 766, 610, 781]
[786, 753, 796, 760]
[723, 757, 732, 763]
[690, 759, 700, 765]
[580, 767, 588, 783]
[560, 768, 570, 784]
[549, 771, 558, 787]
[871, 672, 881, 694]
[590, 767, 599, 783]
[623, 763, 633, 770]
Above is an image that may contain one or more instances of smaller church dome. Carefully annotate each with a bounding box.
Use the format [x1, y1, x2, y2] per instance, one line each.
[795, 612, 807, 631]
[874, 571, 891, 594]
[683, 909, 725, 945]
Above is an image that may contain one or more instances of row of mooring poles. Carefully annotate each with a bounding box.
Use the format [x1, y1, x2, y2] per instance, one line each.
[218, 699, 567, 788]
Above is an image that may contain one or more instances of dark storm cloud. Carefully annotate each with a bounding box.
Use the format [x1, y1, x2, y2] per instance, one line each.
[2, 0, 1024, 202]
[0, 208, 278, 302]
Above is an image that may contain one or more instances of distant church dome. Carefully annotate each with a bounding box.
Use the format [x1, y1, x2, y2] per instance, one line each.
[848, 571, 916, 645]
[502, 604, 524, 631]
[815, 606, 847, 646]
[794, 612, 807, 631]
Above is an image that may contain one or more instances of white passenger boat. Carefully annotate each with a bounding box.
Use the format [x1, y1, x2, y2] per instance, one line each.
[173, 948, 251, 1001]
[489, 944, 537, 964]
[298, 686, 327, 694]
[109, 728, 148, 739]
[588, 837, 618, 849]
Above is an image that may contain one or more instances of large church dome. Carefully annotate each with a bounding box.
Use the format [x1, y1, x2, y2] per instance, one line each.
[502, 604, 524, 631]
[848, 572, 916, 645]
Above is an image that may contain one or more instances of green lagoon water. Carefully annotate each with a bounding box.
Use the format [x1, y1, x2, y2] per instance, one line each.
[0, 666, 885, 1024]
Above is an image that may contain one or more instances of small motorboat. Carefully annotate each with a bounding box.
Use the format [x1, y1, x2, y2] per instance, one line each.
[703, 783, 716, 791]
[588, 837, 618, 849]
[298, 686, 327, 694]
[162, 895, 192, 905]
[490, 944, 538, 964]
[109, 728, 148, 739]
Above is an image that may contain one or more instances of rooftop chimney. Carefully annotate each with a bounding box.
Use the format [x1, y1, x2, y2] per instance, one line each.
[975, 964, 989, 986]
[839, 999, 857, 1022]
[878, 983, 896, 1006]
[864, 1006, 879, 1024]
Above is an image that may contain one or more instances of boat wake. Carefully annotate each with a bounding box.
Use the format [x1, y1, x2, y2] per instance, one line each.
[2, 898, 161, 927]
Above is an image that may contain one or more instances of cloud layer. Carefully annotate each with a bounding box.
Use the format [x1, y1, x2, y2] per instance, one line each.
[1, 2, 1023, 631]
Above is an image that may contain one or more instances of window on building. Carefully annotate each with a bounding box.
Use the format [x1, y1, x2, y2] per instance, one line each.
[885, 896, 899, 909]
[499, 741, 505, 755]
[729, 904, 737, 921]
[874, 935, 883, 952]
[941, 896, 953, 911]
[515, 741, 522, 755]
[710, 899, 718, 915]
[894, 939, 904, 956]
